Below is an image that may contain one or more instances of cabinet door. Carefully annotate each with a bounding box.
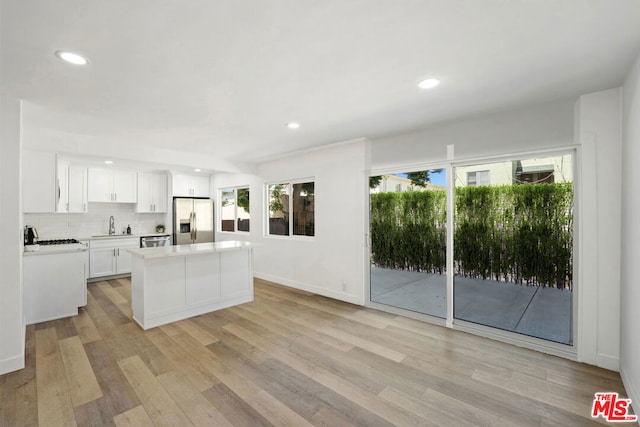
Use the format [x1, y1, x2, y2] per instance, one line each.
[22, 150, 56, 213]
[220, 251, 251, 298]
[115, 240, 139, 274]
[186, 253, 221, 307]
[89, 247, 116, 277]
[152, 173, 168, 212]
[172, 173, 191, 196]
[56, 159, 69, 212]
[68, 166, 88, 212]
[113, 170, 137, 203]
[136, 172, 154, 213]
[191, 175, 210, 197]
[88, 168, 113, 202]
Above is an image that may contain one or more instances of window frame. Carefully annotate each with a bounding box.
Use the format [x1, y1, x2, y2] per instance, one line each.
[265, 178, 315, 239]
[218, 186, 250, 234]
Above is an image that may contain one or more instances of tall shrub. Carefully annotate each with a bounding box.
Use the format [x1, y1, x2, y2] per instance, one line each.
[370, 183, 573, 289]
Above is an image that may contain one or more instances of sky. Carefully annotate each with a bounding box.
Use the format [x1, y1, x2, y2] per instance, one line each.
[396, 169, 446, 187]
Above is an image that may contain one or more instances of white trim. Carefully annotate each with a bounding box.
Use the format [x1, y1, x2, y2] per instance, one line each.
[0, 352, 25, 375]
[255, 272, 364, 305]
[256, 137, 369, 163]
[620, 366, 640, 425]
[264, 179, 315, 239]
[596, 353, 620, 372]
[453, 320, 577, 360]
[218, 185, 250, 233]
[367, 300, 447, 327]
[365, 146, 579, 359]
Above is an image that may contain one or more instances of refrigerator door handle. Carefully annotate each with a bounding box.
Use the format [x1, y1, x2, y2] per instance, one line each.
[189, 212, 194, 240]
[193, 212, 197, 241]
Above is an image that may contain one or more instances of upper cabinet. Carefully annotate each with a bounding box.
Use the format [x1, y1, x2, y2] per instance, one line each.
[57, 160, 88, 213]
[173, 173, 209, 197]
[88, 168, 137, 203]
[22, 150, 56, 213]
[136, 172, 168, 213]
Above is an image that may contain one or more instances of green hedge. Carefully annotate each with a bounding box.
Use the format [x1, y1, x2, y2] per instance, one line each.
[370, 183, 573, 289]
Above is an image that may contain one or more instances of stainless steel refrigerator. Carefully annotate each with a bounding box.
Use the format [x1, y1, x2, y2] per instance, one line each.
[173, 197, 214, 245]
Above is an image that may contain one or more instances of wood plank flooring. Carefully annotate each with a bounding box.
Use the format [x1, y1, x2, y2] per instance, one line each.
[0, 277, 631, 426]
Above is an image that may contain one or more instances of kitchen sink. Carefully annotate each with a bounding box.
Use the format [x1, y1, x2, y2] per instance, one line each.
[91, 234, 133, 238]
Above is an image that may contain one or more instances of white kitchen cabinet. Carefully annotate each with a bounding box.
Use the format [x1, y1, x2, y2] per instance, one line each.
[89, 237, 139, 278]
[22, 150, 56, 213]
[130, 242, 253, 329]
[116, 239, 139, 273]
[57, 160, 88, 213]
[68, 166, 88, 212]
[136, 172, 168, 213]
[23, 250, 87, 324]
[173, 173, 209, 197]
[88, 168, 137, 203]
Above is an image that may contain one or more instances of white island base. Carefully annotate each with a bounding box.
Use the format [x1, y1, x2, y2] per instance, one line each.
[129, 241, 254, 330]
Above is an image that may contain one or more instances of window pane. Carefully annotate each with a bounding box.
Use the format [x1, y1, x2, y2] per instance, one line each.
[369, 169, 447, 318]
[221, 189, 235, 232]
[236, 187, 250, 232]
[269, 183, 289, 235]
[293, 182, 314, 236]
[454, 154, 574, 345]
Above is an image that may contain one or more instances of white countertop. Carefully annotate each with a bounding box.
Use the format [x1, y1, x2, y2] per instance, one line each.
[128, 241, 254, 259]
[24, 244, 88, 256]
[81, 233, 170, 241]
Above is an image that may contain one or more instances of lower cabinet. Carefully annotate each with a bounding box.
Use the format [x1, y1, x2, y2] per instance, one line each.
[23, 251, 86, 324]
[131, 248, 253, 329]
[89, 238, 139, 278]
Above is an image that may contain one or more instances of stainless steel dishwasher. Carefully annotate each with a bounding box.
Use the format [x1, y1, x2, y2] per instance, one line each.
[140, 235, 171, 248]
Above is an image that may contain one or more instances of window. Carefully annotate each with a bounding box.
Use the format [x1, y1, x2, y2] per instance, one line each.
[268, 181, 315, 237]
[467, 170, 490, 186]
[219, 187, 250, 232]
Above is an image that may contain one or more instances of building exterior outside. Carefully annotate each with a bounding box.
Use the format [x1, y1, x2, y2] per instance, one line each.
[454, 154, 573, 187]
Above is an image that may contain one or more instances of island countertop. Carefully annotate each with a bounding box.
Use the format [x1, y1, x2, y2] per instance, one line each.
[128, 240, 254, 259]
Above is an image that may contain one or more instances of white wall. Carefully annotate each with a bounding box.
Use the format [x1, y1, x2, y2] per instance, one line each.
[214, 140, 368, 304]
[620, 50, 640, 415]
[575, 88, 622, 371]
[0, 95, 24, 374]
[372, 98, 575, 167]
[370, 95, 622, 370]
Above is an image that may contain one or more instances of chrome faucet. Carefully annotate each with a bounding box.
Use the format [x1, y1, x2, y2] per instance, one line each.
[108, 216, 115, 235]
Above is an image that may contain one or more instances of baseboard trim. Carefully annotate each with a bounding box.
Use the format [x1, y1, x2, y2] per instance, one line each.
[0, 352, 25, 375]
[620, 366, 640, 426]
[254, 272, 364, 305]
[596, 353, 620, 372]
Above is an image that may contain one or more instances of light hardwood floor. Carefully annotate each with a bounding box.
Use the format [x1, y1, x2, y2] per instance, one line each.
[0, 278, 629, 426]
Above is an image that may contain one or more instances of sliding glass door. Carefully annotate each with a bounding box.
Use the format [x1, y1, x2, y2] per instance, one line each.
[369, 169, 447, 318]
[369, 152, 574, 345]
[453, 154, 574, 344]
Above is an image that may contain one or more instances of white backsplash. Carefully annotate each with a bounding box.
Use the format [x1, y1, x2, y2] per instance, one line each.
[24, 203, 169, 240]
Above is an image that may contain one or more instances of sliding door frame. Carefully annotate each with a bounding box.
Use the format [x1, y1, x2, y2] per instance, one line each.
[365, 145, 579, 360]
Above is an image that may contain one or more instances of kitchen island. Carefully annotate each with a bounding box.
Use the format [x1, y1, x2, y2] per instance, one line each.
[128, 241, 254, 329]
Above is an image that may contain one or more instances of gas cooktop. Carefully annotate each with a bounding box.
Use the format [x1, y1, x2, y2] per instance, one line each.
[38, 239, 81, 245]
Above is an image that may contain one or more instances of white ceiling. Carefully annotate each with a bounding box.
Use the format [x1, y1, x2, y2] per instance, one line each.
[2, 1, 640, 171]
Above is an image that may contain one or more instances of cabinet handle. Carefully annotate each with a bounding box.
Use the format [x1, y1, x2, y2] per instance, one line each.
[66, 202, 69, 211]
[83, 203, 86, 211]
[114, 193, 117, 202]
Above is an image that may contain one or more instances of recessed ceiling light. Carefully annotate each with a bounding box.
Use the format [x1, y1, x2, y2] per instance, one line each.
[286, 122, 300, 130]
[194, 168, 201, 172]
[55, 50, 89, 65]
[104, 160, 113, 164]
[418, 78, 440, 89]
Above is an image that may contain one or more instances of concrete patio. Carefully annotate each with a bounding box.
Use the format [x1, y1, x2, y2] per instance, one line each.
[370, 266, 572, 345]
